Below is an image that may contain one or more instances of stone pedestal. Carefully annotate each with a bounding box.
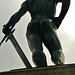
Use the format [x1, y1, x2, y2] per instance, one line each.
[0, 64, 75, 75]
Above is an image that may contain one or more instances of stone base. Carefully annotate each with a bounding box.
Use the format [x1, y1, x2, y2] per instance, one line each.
[0, 64, 75, 75]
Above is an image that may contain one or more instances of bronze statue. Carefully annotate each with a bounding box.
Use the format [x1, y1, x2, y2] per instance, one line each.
[2, 0, 70, 67]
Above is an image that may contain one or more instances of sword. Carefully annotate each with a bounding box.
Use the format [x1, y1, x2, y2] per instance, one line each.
[0, 27, 32, 68]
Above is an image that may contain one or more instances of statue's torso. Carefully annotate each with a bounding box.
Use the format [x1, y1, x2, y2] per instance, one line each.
[27, 0, 57, 19]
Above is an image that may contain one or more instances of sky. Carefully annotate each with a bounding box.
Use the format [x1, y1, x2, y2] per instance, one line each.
[0, 0, 75, 72]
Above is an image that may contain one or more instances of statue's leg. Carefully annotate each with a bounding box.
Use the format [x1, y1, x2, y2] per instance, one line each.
[40, 19, 65, 65]
[26, 20, 47, 67]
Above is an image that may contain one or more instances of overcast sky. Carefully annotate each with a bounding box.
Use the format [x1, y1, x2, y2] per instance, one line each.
[0, 0, 75, 72]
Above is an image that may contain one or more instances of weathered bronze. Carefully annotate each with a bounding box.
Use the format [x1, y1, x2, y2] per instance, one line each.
[2, 0, 70, 67]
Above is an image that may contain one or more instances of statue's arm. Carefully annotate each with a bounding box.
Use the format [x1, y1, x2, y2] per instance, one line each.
[58, 0, 71, 20]
[53, 0, 70, 29]
[2, 1, 28, 34]
[6, 1, 28, 28]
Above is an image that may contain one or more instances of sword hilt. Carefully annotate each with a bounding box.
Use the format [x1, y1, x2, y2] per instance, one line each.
[0, 29, 15, 46]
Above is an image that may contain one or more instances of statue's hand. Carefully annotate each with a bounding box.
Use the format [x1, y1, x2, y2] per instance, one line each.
[52, 17, 62, 29]
[2, 25, 11, 35]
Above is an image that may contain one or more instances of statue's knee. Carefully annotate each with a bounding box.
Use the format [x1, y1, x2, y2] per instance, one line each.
[51, 50, 65, 65]
[32, 50, 46, 59]
[32, 50, 47, 67]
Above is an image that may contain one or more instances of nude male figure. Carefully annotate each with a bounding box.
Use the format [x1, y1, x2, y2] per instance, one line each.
[2, 0, 70, 67]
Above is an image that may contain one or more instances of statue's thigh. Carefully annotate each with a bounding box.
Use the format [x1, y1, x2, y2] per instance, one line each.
[26, 20, 43, 52]
[40, 19, 62, 53]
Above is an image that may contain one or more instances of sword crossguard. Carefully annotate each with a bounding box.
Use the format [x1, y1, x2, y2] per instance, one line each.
[0, 29, 15, 46]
